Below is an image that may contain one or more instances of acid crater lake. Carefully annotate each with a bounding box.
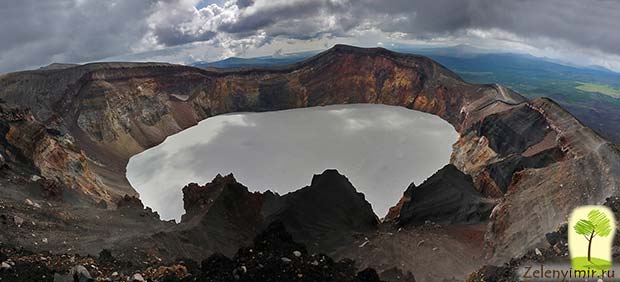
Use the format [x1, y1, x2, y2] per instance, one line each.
[126, 104, 459, 221]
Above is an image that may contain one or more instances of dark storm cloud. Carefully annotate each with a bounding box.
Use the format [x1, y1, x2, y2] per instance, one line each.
[235, 0, 254, 9]
[216, 0, 352, 34]
[375, 0, 620, 55]
[232, 0, 620, 55]
[154, 28, 217, 46]
[1, 0, 619, 73]
[0, 0, 158, 73]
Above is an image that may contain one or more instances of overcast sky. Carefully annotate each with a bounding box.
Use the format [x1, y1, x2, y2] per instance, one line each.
[2, 0, 620, 73]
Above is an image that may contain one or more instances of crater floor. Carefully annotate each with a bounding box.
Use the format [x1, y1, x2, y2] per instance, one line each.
[127, 104, 458, 221]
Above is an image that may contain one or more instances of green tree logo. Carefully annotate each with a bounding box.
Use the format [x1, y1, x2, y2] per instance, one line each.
[573, 209, 612, 262]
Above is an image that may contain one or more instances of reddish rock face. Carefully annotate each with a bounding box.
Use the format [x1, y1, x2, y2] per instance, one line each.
[0, 44, 618, 263]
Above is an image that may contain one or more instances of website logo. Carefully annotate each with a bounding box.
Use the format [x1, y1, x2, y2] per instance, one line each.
[569, 205, 616, 271]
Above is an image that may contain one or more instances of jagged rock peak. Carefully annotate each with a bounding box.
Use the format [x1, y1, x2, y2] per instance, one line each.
[309, 169, 356, 191]
[181, 173, 261, 222]
[182, 173, 239, 202]
[303, 169, 377, 222]
[262, 169, 379, 250]
[390, 164, 496, 226]
[204, 173, 238, 186]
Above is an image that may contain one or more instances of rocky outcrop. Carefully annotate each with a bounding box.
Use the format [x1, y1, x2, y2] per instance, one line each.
[181, 173, 265, 225]
[0, 101, 107, 204]
[148, 174, 267, 258]
[386, 165, 495, 226]
[264, 170, 380, 250]
[195, 221, 386, 282]
[0, 103, 34, 172]
[156, 170, 379, 259]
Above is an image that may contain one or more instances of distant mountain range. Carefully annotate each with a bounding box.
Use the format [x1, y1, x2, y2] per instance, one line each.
[192, 46, 620, 143]
[192, 50, 318, 69]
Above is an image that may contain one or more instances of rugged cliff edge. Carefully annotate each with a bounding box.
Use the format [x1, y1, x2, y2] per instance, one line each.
[385, 164, 496, 226]
[1, 45, 619, 280]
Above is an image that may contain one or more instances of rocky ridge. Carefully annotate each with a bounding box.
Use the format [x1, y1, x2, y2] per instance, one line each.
[385, 164, 495, 226]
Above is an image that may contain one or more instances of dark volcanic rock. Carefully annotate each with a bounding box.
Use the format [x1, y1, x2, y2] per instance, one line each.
[38, 178, 64, 200]
[180, 173, 265, 235]
[466, 264, 515, 282]
[152, 174, 266, 258]
[0, 261, 54, 282]
[116, 195, 161, 220]
[116, 195, 144, 209]
[251, 221, 307, 256]
[356, 268, 383, 282]
[199, 253, 236, 281]
[389, 165, 495, 226]
[379, 267, 416, 282]
[474, 104, 551, 157]
[163, 170, 378, 258]
[98, 249, 114, 263]
[197, 221, 384, 282]
[181, 174, 264, 225]
[264, 169, 379, 250]
[485, 147, 565, 193]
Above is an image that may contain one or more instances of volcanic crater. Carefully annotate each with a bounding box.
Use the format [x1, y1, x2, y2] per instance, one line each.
[0, 45, 619, 281]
